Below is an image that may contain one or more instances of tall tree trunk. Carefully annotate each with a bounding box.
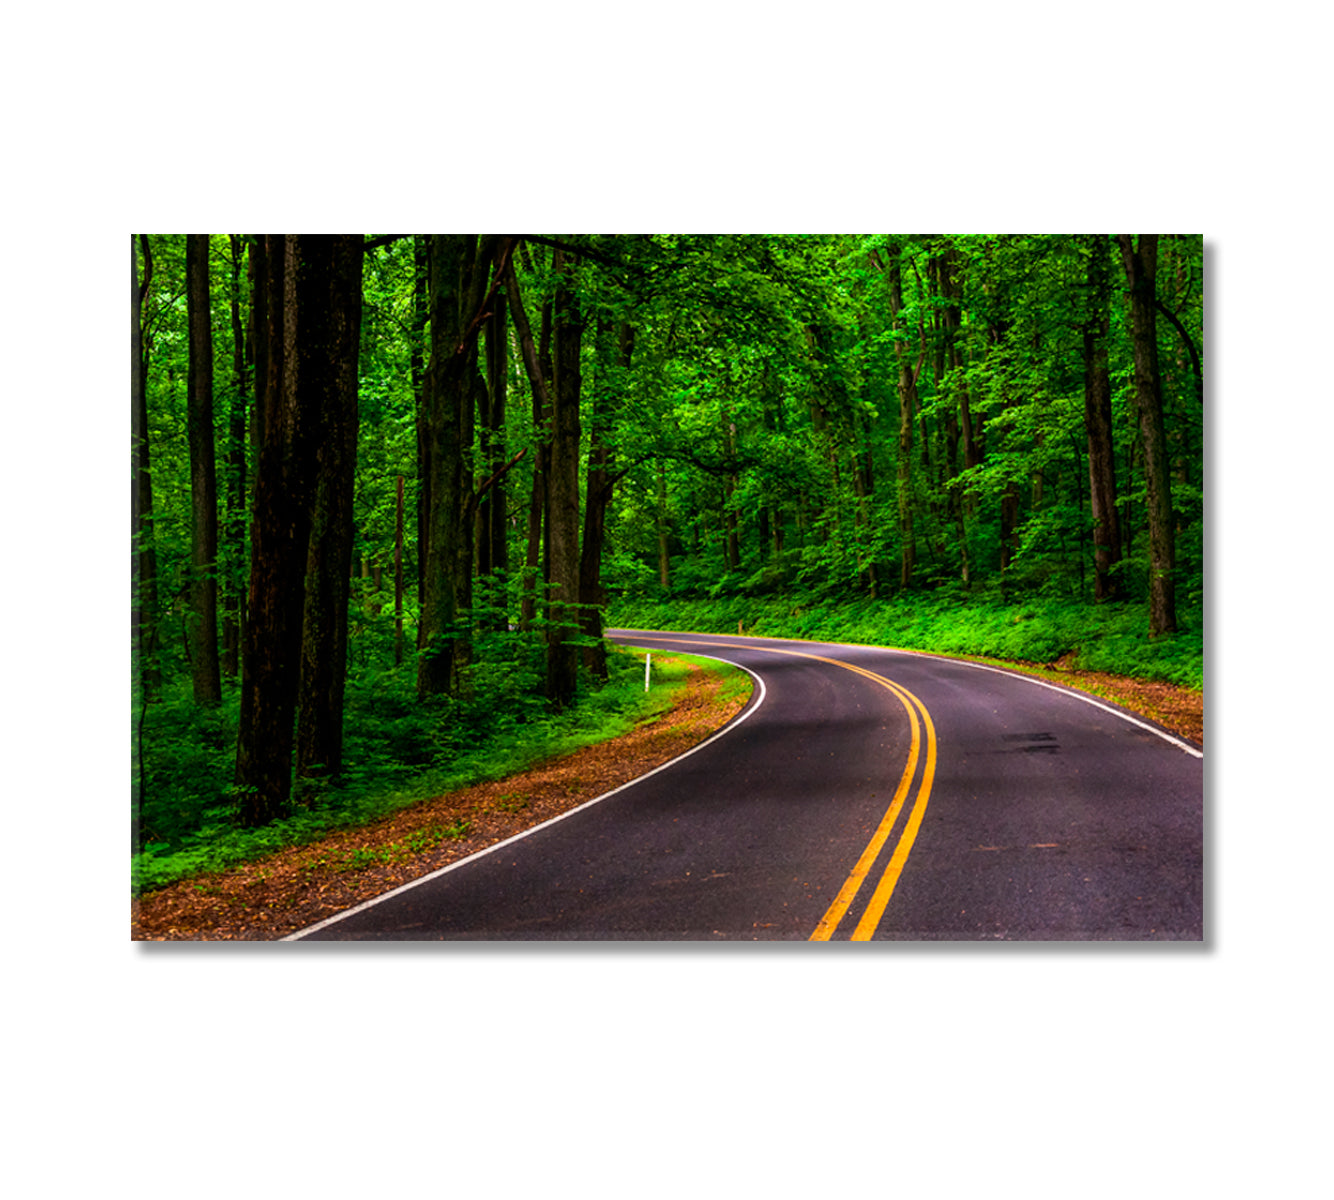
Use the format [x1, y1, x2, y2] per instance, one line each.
[503, 251, 551, 633]
[852, 411, 878, 596]
[1118, 234, 1177, 635]
[296, 235, 364, 779]
[417, 235, 470, 697]
[186, 233, 222, 703]
[657, 463, 671, 590]
[453, 259, 488, 681]
[538, 296, 555, 618]
[460, 240, 508, 667]
[731, 488, 741, 576]
[132, 235, 160, 696]
[723, 410, 741, 574]
[394, 474, 405, 666]
[476, 283, 509, 608]
[412, 235, 430, 642]
[221, 234, 250, 678]
[931, 241, 975, 583]
[579, 321, 633, 681]
[1000, 481, 1020, 573]
[546, 249, 583, 708]
[887, 245, 921, 588]
[1083, 235, 1122, 601]
[417, 236, 508, 695]
[235, 235, 326, 825]
[521, 456, 545, 632]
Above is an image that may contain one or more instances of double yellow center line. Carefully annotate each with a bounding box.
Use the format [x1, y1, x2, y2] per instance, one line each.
[628, 636, 937, 941]
[799, 654, 937, 941]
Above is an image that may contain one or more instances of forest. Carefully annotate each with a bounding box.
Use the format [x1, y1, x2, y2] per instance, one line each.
[130, 233, 1203, 891]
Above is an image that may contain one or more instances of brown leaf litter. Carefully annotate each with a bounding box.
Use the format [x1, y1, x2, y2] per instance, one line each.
[132, 658, 746, 942]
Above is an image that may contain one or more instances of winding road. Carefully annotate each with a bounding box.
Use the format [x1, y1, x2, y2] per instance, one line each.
[289, 630, 1203, 941]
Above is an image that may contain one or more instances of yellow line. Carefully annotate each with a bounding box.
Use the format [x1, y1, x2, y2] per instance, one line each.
[621, 634, 938, 941]
[851, 681, 937, 940]
[806, 683, 918, 941]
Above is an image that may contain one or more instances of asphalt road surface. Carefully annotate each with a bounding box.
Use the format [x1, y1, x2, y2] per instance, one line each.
[289, 631, 1203, 941]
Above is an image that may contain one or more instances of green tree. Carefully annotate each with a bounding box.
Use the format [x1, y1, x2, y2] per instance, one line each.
[1118, 234, 1177, 635]
[417, 235, 515, 697]
[236, 235, 359, 824]
[296, 235, 364, 779]
[220, 234, 251, 678]
[185, 233, 221, 703]
[1082, 234, 1122, 600]
[545, 247, 585, 708]
[132, 235, 160, 697]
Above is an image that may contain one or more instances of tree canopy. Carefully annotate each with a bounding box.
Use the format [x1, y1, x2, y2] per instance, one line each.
[131, 233, 1203, 849]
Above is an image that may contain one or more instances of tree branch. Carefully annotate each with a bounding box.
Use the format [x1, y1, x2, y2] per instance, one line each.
[1155, 297, 1204, 403]
[517, 234, 645, 283]
[453, 236, 518, 361]
[598, 454, 654, 498]
[502, 248, 554, 420]
[910, 257, 929, 386]
[464, 447, 528, 526]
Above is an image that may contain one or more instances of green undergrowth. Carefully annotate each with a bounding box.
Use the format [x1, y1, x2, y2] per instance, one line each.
[131, 645, 738, 896]
[610, 591, 1203, 691]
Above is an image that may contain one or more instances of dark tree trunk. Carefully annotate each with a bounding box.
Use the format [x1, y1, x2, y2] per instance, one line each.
[132, 235, 160, 695]
[417, 236, 507, 696]
[476, 283, 509, 605]
[723, 477, 741, 573]
[221, 234, 251, 678]
[1000, 481, 1020, 573]
[657, 463, 671, 590]
[296, 235, 364, 779]
[546, 249, 583, 708]
[417, 235, 469, 697]
[521, 457, 545, 633]
[235, 235, 332, 825]
[1083, 235, 1122, 600]
[504, 251, 552, 634]
[394, 474, 405, 666]
[579, 321, 633, 681]
[1118, 234, 1177, 634]
[186, 233, 222, 704]
[412, 236, 430, 641]
[723, 409, 741, 574]
[887, 246, 921, 588]
[852, 411, 878, 596]
[931, 241, 975, 582]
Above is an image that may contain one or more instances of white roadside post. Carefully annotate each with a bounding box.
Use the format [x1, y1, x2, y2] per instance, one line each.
[645, 652, 651, 691]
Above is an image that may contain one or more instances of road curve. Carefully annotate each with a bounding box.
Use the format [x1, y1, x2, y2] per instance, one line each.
[289, 631, 1203, 941]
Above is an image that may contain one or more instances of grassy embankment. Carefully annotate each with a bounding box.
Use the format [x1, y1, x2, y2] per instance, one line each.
[611, 592, 1203, 690]
[132, 647, 748, 896]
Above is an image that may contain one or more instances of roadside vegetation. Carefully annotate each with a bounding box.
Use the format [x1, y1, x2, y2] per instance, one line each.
[132, 644, 738, 896]
[613, 588, 1202, 690]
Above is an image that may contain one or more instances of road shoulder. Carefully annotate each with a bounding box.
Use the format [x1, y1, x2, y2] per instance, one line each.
[132, 655, 750, 941]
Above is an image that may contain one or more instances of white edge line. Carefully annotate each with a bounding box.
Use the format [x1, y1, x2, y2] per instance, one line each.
[933, 657, 1204, 758]
[611, 628, 1203, 761]
[281, 648, 767, 941]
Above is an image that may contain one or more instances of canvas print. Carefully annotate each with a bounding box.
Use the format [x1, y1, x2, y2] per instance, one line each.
[130, 234, 1203, 941]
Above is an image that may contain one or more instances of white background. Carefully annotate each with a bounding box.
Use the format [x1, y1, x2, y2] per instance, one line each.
[3, 3, 1325, 1196]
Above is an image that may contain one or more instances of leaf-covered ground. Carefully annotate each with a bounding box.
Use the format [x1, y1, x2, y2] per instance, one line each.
[131, 659, 748, 941]
[130, 654, 1200, 941]
[991, 652, 1203, 747]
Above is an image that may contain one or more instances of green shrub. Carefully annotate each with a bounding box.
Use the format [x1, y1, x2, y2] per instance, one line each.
[132, 641, 743, 895]
[610, 592, 1202, 689]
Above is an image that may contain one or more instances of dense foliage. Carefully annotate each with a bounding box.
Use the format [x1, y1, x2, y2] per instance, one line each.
[131, 234, 1202, 876]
